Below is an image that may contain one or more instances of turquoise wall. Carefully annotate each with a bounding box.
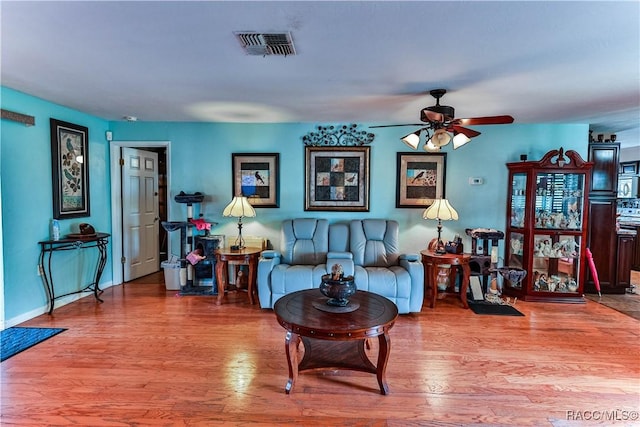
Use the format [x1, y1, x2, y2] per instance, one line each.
[110, 121, 589, 257]
[1, 86, 589, 324]
[1, 87, 112, 322]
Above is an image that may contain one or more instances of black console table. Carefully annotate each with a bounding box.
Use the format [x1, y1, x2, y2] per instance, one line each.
[38, 233, 110, 314]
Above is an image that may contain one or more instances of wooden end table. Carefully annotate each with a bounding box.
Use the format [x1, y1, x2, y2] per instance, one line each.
[274, 289, 398, 395]
[214, 247, 261, 305]
[420, 249, 471, 309]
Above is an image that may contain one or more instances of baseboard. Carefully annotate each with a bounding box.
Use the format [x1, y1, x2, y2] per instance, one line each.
[5, 281, 115, 328]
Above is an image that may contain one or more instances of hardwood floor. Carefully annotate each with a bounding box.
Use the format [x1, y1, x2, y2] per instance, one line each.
[2, 272, 639, 426]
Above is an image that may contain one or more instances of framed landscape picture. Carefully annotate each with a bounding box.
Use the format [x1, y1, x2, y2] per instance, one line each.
[396, 152, 446, 208]
[50, 118, 90, 219]
[305, 146, 370, 211]
[232, 153, 279, 207]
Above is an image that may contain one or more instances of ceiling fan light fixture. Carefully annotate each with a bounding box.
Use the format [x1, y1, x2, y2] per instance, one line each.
[423, 139, 441, 152]
[452, 132, 472, 149]
[400, 131, 421, 149]
[430, 128, 451, 147]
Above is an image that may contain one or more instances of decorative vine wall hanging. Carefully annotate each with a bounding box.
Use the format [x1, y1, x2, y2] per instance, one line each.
[302, 124, 375, 146]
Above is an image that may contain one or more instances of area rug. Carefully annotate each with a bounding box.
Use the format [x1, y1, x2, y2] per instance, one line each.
[585, 293, 640, 321]
[1, 327, 66, 362]
[468, 301, 524, 316]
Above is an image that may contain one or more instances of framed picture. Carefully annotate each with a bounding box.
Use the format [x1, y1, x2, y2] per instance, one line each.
[396, 152, 446, 208]
[50, 118, 90, 219]
[305, 146, 370, 211]
[232, 153, 279, 207]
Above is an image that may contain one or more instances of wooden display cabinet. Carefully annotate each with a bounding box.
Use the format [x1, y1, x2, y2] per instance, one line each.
[504, 148, 593, 302]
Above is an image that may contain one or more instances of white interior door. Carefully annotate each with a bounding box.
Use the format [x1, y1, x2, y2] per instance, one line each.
[122, 147, 159, 281]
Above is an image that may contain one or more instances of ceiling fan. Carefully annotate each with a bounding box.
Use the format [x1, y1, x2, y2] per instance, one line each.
[370, 89, 514, 150]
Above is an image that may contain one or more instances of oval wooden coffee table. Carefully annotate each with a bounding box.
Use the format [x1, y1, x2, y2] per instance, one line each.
[274, 289, 398, 395]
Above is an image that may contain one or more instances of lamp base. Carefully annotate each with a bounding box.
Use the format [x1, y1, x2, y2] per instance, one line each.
[434, 222, 446, 254]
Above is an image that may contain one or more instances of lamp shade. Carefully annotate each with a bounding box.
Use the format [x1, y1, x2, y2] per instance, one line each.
[429, 128, 452, 148]
[223, 196, 256, 218]
[401, 131, 421, 149]
[423, 139, 441, 152]
[452, 132, 472, 149]
[423, 199, 459, 221]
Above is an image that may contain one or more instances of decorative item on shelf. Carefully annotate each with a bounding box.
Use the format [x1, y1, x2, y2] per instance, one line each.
[66, 223, 97, 239]
[50, 219, 60, 241]
[436, 266, 450, 291]
[445, 235, 463, 254]
[223, 195, 256, 250]
[319, 264, 356, 307]
[423, 198, 458, 254]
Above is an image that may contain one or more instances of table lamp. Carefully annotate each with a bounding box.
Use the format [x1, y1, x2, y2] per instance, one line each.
[423, 198, 458, 254]
[223, 196, 256, 249]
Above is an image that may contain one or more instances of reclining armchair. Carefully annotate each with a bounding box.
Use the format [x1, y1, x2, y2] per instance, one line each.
[257, 219, 353, 309]
[349, 219, 424, 314]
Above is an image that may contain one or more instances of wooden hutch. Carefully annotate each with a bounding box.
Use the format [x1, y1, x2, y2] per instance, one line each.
[504, 148, 593, 302]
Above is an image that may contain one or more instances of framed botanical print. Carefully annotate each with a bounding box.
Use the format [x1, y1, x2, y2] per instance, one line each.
[396, 152, 446, 208]
[232, 153, 279, 207]
[50, 118, 90, 219]
[305, 146, 370, 211]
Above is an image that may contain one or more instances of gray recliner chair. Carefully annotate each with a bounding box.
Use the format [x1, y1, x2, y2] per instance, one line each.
[350, 219, 424, 313]
[257, 218, 353, 309]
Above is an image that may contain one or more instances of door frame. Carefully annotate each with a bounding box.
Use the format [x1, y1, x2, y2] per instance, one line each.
[110, 140, 171, 285]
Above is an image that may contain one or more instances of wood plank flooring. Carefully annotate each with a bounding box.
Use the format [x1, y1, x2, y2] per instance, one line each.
[2, 273, 639, 426]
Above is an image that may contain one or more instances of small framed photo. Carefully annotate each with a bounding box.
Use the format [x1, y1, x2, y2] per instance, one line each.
[396, 152, 446, 208]
[232, 153, 279, 207]
[305, 146, 370, 211]
[50, 118, 90, 219]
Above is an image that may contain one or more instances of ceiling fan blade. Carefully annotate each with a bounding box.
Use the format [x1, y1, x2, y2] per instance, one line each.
[454, 115, 515, 126]
[369, 123, 424, 128]
[449, 125, 481, 138]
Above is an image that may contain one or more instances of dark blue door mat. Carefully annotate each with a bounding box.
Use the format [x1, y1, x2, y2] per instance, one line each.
[1, 327, 66, 362]
[468, 301, 524, 316]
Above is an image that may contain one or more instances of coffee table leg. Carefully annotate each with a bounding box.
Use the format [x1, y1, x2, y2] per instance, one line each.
[284, 331, 299, 394]
[376, 332, 391, 395]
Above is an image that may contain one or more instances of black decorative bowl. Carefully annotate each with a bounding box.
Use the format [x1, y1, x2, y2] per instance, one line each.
[319, 274, 356, 307]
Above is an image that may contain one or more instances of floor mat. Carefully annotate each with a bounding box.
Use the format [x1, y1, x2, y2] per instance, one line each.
[468, 301, 524, 316]
[1, 327, 66, 362]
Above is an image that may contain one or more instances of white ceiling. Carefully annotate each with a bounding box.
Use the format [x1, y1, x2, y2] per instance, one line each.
[2, 1, 639, 147]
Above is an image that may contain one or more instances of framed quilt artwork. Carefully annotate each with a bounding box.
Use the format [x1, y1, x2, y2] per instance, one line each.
[50, 118, 90, 219]
[305, 146, 370, 211]
[396, 152, 446, 208]
[232, 153, 279, 207]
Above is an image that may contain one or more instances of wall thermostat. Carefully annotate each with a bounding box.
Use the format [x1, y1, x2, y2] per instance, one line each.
[469, 177, 484, 185]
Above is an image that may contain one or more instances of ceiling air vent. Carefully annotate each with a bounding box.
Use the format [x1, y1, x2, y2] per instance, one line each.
[234, 32, 296, 56]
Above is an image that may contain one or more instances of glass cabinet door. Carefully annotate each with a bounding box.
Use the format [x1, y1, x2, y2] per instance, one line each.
[532, 233, 580, 293]
[534, 172, 585, 230]
[510, 173, 527, 228]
